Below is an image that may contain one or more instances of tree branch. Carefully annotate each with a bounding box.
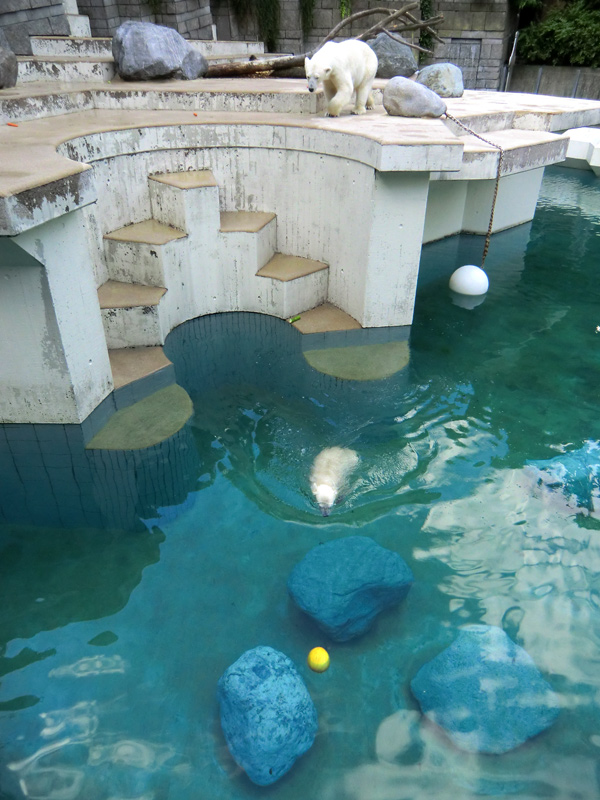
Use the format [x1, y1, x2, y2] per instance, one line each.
[204, 3, 443, 78]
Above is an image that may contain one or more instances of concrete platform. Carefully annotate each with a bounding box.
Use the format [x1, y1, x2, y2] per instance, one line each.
[104, 219, 187, 244]
[292, 304, 361, 334]
[257, 253, 328, 281]
[109, 346, 172, 390]
[98, 280, 167, 309]
[1, 75, 599, 426]
[86, 383, 192, 450]
[563, 127, 600, 175]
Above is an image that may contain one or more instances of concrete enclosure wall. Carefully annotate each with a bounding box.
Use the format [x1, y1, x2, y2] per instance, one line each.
[509, 65, 600, 101]
[0, 0, 69, 54]
[424, 0, 513, 90]
[76, 0, 214, 39]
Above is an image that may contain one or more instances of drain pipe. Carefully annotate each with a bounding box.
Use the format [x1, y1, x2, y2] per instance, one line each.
[504, 30, 519, 92]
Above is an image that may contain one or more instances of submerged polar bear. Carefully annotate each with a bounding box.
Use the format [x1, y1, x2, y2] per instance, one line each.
[310, 446, 360, 515]
[305, 40, 378, 117]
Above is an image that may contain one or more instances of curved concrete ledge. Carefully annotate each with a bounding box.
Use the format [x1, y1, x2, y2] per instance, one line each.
[1, 78, 599, 426]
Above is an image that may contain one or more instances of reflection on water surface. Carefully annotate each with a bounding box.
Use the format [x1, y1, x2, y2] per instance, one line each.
[1, 167, 599, 799]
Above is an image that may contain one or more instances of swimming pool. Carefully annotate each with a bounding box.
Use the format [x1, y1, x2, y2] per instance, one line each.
[1, 165, 599, 799]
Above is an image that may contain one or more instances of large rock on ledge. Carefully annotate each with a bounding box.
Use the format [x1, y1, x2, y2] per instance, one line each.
[368, 32, 418, 78]
[288, 536, 414, 641]
[112, 21, 208, 81]
[417, 63, 464, 98]
[217, 646, 317, 786]
[383, 76, 447, 118]
[410, 625, 560, 754]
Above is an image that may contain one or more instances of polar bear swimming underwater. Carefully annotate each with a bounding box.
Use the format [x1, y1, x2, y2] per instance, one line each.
[310, 446, 360, 516]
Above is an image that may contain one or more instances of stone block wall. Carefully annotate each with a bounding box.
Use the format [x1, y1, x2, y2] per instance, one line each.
[424, 0, 514, 89]
[0, 0, 70, 54]
[214, 0, 418, 55]
[76, 0, 214, 39]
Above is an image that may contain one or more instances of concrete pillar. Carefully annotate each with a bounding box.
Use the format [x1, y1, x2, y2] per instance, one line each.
[423, 180, 469, 244]
[462, 167, 546, 234]
[360, 171, 431, 328]
[9, 210, 113, 424]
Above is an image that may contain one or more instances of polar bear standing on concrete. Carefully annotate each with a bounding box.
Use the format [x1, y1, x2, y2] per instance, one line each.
[305, 40, 378, 117]
[310, 446, 360, 515]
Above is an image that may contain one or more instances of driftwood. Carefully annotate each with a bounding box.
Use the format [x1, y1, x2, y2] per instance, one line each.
[204, 5, 444, 78]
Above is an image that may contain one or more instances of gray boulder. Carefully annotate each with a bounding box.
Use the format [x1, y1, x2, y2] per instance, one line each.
[112, 21, 208, 81]
[383, 76, 446, 118]
[217, 646, 317, 786]
[288, 536, 414, 642]
[368, 32, 418, 79]
[417, 63, 464, 97]
[411, 625, 560, 754]
[0, 29, 17, 90]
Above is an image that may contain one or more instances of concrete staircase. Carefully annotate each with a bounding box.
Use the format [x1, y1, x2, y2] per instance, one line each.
[19, 36, 266, 83]
[97, 168, 331, 385]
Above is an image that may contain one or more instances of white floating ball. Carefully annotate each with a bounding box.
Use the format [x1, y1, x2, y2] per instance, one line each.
[449, 265, 489, 296]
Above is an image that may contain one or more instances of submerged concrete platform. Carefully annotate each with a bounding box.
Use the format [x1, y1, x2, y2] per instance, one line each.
[1, 74, 599, 428]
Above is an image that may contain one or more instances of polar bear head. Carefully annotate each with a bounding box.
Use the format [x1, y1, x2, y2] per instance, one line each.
[314, 483, 337, 515]
[305, 54, 332, 93]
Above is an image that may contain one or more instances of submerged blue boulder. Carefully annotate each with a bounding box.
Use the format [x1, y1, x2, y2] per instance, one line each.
[217, 646, 317, 786]
[287, 536, 414, 642]
[410, 625, 560, 754]
[527, 440, 600, 515]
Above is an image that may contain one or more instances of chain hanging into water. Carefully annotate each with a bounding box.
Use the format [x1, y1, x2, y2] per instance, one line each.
[444, 112, 505, 268]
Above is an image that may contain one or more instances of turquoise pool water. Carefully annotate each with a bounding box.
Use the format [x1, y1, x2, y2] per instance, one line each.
[1, 166, 599, 799]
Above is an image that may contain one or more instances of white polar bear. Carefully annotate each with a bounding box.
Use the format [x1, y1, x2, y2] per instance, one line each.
[310, 446, 360, 515]
[305, 40, 378, 117]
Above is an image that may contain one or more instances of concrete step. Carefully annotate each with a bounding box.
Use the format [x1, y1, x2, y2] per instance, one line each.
[30, 35, 112, 57]
[291, 303, 361, 334]
[188, 40, 265, 57]
[66, 15, 92, 37]
[17, 55, 115, 83]
[149, 170, 220, 232]
[98, 280, 167, 348]
[104, 219, 187, 287]
[108, 346, 172, 390]
[257, 253, 328, 281]
[254, 254, 329, 319]
[220, 211, 276, 233]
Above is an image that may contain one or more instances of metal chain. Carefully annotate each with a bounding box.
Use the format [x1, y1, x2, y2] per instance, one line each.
[444, 112, 505, 267]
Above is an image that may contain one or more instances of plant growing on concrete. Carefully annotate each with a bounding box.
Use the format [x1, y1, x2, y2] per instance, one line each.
[419, 0, 433, 53]
[147, 0, 163, 16]
[230, 0, 280, 51]
[300, 0, 315, 38]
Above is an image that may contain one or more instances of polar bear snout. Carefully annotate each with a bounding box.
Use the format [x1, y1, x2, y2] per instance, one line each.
[307, 77, 318, 92]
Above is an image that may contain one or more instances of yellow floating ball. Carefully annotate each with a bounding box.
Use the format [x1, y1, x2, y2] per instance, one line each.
[307, 647, 330, 673]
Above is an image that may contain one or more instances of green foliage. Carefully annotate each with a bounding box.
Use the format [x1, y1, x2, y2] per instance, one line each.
[256, 0, 280, 50]
[230, 0, 280, 51]
[517, 0, 600, 66]
[340, 0, 352, 19]
[510, 0, 542, 10]
[419, 0, 433, 52]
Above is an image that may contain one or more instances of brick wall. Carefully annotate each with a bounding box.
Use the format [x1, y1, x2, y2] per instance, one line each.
[77, 0, 214, 39]
[424, 0, 514, 89]
[0, 0, 69, 54]
[215, 0, 418, 55]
